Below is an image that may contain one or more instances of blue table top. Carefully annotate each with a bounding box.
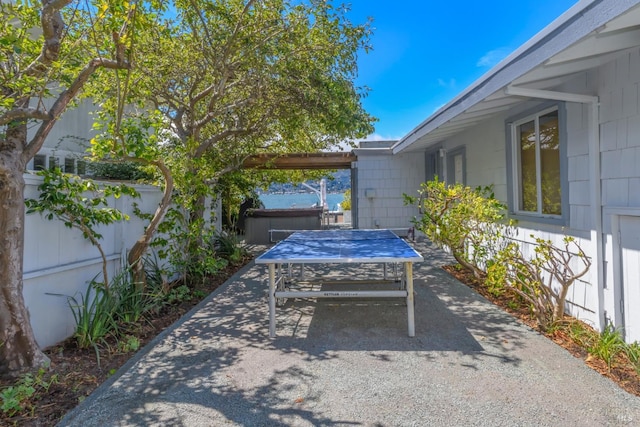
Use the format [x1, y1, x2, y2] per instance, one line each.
[255, 229, 424, 264]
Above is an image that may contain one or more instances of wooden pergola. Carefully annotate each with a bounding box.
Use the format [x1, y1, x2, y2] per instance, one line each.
[242, 152, 356, 170]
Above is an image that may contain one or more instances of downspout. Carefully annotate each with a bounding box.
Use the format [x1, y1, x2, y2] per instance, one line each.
[505, 86, 604, 330]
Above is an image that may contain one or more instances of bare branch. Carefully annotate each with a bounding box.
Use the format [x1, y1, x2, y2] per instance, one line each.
[23, 0, 73, 77]
[23, 57, 130, 161]
[0, 108, 50, 125]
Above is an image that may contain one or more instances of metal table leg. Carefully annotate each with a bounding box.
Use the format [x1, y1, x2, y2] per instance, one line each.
[405, 262, 415, 337]
[268, 263, 276, 338]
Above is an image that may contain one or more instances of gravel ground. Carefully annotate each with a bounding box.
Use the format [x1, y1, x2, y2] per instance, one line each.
[59, 240, 640, 426]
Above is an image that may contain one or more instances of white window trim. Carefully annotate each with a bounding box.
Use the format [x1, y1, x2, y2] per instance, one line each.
[510, 105, 562, 219]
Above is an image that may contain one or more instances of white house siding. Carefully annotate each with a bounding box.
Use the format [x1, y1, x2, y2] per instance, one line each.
[597, 47, 640, 338]
[354, 151, 424, 230]
[394, 48, 640, 333]
[23, 174, 223, 349]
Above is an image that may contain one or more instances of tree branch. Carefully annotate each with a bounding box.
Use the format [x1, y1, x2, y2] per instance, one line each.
[0, 108, 50, 125]
[23, 57, 130, 162]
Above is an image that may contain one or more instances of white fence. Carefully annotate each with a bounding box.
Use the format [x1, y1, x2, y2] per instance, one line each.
[23, 173, 220, 349]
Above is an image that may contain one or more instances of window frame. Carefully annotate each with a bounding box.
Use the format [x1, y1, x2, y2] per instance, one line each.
[446, 145, 466, 186]
[506, 102, 569, 226]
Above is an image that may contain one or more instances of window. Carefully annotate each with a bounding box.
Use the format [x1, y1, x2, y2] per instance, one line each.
[77, 160, 87, 175]
[425, 147, 443, 182]
[508, 104, 567, 223]
[64, 157, 75, 174]
[48, 156, 59, 170]
[33, 154, 46, 171]
[446, 146, 466, 185]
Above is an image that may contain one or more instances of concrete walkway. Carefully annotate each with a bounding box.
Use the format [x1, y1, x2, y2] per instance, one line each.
[59, 240, 640, 426]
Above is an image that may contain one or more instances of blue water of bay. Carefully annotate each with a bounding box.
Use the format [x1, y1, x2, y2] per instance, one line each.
[259, 193, 345, 211]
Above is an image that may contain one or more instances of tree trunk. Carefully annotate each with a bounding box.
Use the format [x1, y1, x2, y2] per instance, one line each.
[127, 160, 174, 285]
[0, 125, 49, 378]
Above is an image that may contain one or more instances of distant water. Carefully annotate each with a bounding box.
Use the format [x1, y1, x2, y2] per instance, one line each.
[259, 193, 345, 211]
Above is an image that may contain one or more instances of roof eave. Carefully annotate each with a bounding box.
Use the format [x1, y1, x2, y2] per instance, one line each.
[392, 0, 640, 155]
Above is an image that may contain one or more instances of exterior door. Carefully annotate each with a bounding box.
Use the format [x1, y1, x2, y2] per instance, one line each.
[621, 215, 640, 342]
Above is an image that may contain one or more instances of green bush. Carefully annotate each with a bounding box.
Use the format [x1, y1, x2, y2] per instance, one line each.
[153, 208, 227, 286]
[404, 178, 509, 278]
[341, 189, 351, 211]
[214, 230, 249, 265]
[88, 161, 155, 181]
[69, 282, 119, 352]
[624, 341, 640, 375]
[488, 236, 591, 331]
[589, 324, 625, 369]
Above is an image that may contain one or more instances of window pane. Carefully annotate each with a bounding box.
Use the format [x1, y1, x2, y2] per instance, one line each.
[518, 120, 537, 212]
[539, 111, 561, 215]
[64, 158, 75, 173]
[49, 156, 58, 170]
[77, 160, 87, 175]
[33, 154, 46, 171]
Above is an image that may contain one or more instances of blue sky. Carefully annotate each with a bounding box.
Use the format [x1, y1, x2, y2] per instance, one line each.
[346, 0, 579, 140]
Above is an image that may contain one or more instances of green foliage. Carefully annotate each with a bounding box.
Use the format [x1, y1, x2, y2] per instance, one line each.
[117, 335, 141, 354]
[484, 260, 506, 297]
[88, 161, 156, 182]
[25, 168, 139, 285]
[110, 264, 157, 325]
[589, 324, 626, 369]
[153, 208, 227, 285]
[488, 236, 591, 331]
[25, 168, 138, 235]
[0, 368, 58, 418]
[624, 342, 640, 375]
[68, 282, 119, 354]
[166, 285, 193, 305]
[404, 178, 510, 278]
[213, 231, 249, 266]
[341, 189, 352, 211]
[567, 320, 598, 349]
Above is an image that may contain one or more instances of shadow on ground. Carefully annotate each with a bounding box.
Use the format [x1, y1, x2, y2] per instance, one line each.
[59, 240, 640, 427]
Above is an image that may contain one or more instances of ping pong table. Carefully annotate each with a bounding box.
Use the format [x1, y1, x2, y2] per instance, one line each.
[255, 229, 424, 337]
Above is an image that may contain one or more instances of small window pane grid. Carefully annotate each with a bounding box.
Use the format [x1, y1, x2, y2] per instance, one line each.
[27, 154, 88, 176]
[513, 108, 561, 217]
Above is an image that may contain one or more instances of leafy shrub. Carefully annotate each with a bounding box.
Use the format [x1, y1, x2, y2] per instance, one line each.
[167, 285, 193, 304]
[69, 282, 119, 352]
[153, 208, 227, 285]
[1, 368, 58, 418]
[488, 236, 591, 331]
[567, 320, 598, 349]
[214, 230, 249, 265]
[117, 335, 141, 353]
[341, 189, 351, 210]
[404, 178, 510, 278]
[87, 161, 155, 181]
[624, 341, 640, 375]
[25, 167, 139, 286]
[589, 324, 625, 369]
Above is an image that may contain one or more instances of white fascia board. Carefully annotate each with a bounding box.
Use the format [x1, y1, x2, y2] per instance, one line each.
[393, 0, 640, 155]
[512, 56, 605, 86]
[546, 27, 640, 65]
[504, 86, 598, 104]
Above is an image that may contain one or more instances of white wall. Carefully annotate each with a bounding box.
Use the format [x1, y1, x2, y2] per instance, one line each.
[596, 48, 640, 335]
[23, 173, 222, 348]
[377, 47, 640, 333]
[354, 150, 424, 230]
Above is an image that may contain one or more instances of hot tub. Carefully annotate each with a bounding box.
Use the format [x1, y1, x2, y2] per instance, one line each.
[244, 207, 323, 244]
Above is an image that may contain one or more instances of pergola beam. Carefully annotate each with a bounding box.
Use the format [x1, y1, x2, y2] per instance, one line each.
[242, 152, 356, 170]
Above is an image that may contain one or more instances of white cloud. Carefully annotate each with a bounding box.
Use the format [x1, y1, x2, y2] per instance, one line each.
[437, 78, 456, 89]
[476, 48, 512, 68]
